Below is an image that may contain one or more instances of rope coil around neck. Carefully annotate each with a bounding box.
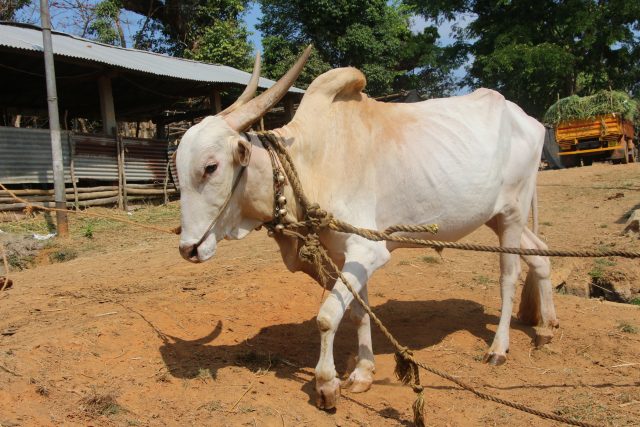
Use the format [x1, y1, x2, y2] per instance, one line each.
[255, 130, 605, 427]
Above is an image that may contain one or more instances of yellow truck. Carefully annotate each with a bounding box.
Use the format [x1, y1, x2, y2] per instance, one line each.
[556, 114, 637, 167]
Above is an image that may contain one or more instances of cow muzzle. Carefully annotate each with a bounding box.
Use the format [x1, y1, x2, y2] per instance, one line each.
[179, 235, 217, 263]
[179, 242, 200, 263]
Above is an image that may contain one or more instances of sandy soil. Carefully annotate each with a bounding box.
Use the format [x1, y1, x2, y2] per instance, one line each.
[1, 163, 639, 427]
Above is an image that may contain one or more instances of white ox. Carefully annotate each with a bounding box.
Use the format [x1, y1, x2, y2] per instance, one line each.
[176, 48, 559, 409]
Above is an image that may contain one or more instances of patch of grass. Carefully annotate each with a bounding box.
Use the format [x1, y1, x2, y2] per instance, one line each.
[201, 400, 224, 412]
[599, 224, 608, 228]
[541, 221, 553, 226]
[630, 298, 640, 306]
[594, 258, 616, 268]
[80, 391, 122, 417]
[589, 258, 617, 280]
[617, 321, 638, 334]
[473, 275, 492, 285]
[35, 385, 50, 396]
[0, 214, 54, 235]
[196, 367, 213, 382]
[397, 260, 411, 266]
[588, 266, 604, 280]
[421, 255, 440, 264]
[7, 252, 35, 270]
[49, 248, 78, 263]
[83, 222, 95, 239]
[554, 399, 609, 423]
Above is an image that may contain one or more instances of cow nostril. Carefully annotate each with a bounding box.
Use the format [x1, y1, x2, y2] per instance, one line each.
[180, 243, 200, 262]
[189, 244, 198, 260]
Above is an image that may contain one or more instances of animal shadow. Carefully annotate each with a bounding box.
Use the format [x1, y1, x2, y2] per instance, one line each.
[155, 298, 526, 382]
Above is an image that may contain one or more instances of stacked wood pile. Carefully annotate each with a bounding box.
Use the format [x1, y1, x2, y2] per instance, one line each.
[0, 183, 177, 212]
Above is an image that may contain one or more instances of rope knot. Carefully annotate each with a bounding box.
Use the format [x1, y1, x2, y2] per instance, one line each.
[297, 233, 332, 289]
[394, 348, 419, 386]
[306, 203, 333, 229]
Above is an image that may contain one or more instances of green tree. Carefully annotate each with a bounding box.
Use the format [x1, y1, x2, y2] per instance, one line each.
[406, 0, 640, 118]
[122, 0, 253, 68]
[1, 0, 31, 20]
[89, 0, 127, 47]
[258, 0, 458, 96]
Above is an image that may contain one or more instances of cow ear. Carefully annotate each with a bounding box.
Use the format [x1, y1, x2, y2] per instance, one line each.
[234, 138, 251, 166]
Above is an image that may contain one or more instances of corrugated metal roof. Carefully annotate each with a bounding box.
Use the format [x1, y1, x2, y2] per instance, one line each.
[0, 22, 304, 93]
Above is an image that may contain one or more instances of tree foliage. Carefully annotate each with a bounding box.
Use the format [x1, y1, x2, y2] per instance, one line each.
[11, 0, 253, 68]
[406, 0, 640, 118]
[88, 0, 127, 46]
[0, 0, 31, 20]
[120, 0, 253, 68]
[258, 0, 459, 97]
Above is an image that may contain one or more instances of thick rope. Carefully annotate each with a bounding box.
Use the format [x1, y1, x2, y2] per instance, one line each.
[257, 131, 605, 427]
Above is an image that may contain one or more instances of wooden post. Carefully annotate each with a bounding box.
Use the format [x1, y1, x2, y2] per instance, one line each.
[68, 133, 79, 210]
[120, 135, 128, 211]
[156, 119, 166, 140]
[163, 160, 170, 205]
[115, 132, 128, 211]
[40, 0, 68, 236]
[98, 76, 117, 136]
[210, 89, 222, 114]
[115, 132, 123, 210]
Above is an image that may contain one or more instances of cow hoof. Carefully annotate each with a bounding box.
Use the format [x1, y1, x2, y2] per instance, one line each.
[342, 366, 374, 393]
[316, 377, 341, 410]
[483, 352, 507, 366]
[534, 330, 554, 348]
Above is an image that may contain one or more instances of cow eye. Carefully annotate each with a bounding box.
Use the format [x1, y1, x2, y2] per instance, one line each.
[204, 164, 218, 175]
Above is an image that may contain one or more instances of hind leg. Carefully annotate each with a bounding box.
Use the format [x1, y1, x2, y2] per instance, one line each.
[484, 212, 523, 365]
[518, 228, 559, 346]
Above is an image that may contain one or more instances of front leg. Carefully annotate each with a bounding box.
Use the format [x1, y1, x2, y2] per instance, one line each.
[315, 240, 390, 410]
[342, 287, 375, 393]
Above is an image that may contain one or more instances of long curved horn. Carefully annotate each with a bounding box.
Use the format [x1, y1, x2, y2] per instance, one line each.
[218, 52, 261, 116]
[224, 45, 313, 131]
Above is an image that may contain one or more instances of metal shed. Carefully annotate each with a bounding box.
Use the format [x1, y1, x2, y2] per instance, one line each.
[0, 22, 304, 209]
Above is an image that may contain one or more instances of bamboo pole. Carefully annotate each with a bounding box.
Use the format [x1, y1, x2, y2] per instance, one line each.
[68, 132, 80, 210]
[115, 131, 123, 210]
[125, 188, 177, 196]
[0, 184, 174, 198]
[0, 191, 118, 204]
[0, 194, 167, 211]
[163, 160, 170, 205]
[120, 135, 128, 211]
[0, 186, 119, 196]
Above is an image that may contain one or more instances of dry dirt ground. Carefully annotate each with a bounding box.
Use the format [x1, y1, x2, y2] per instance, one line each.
[1, 163, 639, 427]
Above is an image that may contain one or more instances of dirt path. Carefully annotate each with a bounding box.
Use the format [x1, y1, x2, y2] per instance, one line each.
[1, 163, 639, 426]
